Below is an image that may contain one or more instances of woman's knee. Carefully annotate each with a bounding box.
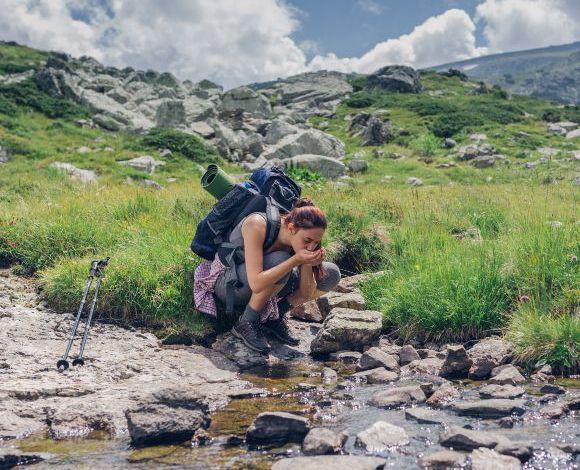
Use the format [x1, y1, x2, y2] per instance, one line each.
[263, 251, 293, 286]
[315, 262, 341, 292]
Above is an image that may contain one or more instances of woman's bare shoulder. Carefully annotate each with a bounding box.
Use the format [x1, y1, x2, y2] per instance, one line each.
[241, 213, 267, 237]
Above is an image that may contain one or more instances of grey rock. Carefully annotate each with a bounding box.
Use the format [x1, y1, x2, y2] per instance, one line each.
[470, 155, 497, 168]
[439, 345, 472, 379]
[489, 365, 525, 386]
[403, 357, 444, 376]
[468, 337, 512, 379]
[302, 428, 343, 455]
[49, 162, 97, 184]
[322, 367, 338, 384]
[329, 351, 362, 364]
[479, 384, 525, 399]
[282, 154, 346, 179]
[357, 347, 399, 372]
[0, 146, 10, 164]
[404, 408, 447, 425]
[418, 450, 466, 469]
[566, 128, 580, 139]
[221, 86, 272, 118]
[370, 385, 426, 409]
[117, 155, 165, 174]
[494, 441, 534, 462]
[407, 177, 423, 187]
[456, 143, 494, 161]
[272, 455, 387, 470]
[426, 384, 460, 408]
[125, 389, 210, 447]
[539, 383, 566, 395]
[264, 120, 300, 145]
[470, 448, 520, 470]
[141, 179, 164, 190]
[348, 113, 394, 146]
[317, 291, 366, 318]
[348, 159, 369, 173]
[246, 412, 310, 445]
[0, 449, 49, 468]
[399, 345, 420, 365]
[355, 421, 410, 451]
[290, 300, 323, 322]
[190, 121, 215, 138]
[469, 133, 488, 141]
[440, 426, 508, 451]
[350, 367, 398, 384]
[310, 308, 382, 355]
[261, 129, 345, 161]
[452, 399, 526, 418]
[540, 402, 569, 419]
[443, 138, 457, 148]
[366, 65, 422, 93]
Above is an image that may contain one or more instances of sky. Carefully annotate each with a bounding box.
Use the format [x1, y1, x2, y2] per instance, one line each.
[0, 0, 579, 89]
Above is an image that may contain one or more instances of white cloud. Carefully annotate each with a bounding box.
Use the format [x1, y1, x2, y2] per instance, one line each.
[475, 0, 580, 53]
[0, 0, 307, 89]
[308, 9, 487, 73]
[356, 0, 384, 15]
[1, 0, 578, 89]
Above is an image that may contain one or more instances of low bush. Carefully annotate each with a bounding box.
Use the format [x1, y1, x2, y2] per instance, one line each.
[142, 127, 217, 163]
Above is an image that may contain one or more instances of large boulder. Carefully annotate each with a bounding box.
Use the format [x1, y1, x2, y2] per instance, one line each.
[50, 162, 97, 184]
[317, 291, 365, 318]
[455, 144, 494, 161]
[246, 412, 310, 445]
[264, 119, 300, 145]
[366, 65, 422, 93]
[468, 337, 512, 379]
[310, 308, 382, 355]
[282, 154, 346, 179]
[272, 455, 387, 470]
[125, 388, 210, 447]
[355, 421, 410, 451]
[260, 129, 345, 161]
[220, 86, 272, 118]
[348, 113, 394, 146]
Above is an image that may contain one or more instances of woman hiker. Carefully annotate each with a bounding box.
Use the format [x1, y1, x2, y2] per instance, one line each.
[194, 198, 341, 353]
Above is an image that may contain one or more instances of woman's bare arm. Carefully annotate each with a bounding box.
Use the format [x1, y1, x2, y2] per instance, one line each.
[242, 215, 299, 294]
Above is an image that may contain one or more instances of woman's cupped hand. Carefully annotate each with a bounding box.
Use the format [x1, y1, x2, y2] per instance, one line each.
[294, 247, 325, 266]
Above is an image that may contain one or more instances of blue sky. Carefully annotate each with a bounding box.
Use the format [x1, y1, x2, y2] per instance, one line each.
[289, 0, 484, 59]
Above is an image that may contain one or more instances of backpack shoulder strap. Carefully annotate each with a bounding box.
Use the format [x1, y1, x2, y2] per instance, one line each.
[264, 198, 280, 251]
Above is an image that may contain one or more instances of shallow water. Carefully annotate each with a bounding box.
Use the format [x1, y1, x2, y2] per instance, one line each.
[13, 363, 580, 469]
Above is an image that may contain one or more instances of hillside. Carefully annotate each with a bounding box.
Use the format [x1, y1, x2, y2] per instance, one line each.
[0, 40, 578, 370]
[431, 41, 580, 105]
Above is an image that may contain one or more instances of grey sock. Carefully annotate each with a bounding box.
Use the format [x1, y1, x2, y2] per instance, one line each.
[240, 304, 260, 323]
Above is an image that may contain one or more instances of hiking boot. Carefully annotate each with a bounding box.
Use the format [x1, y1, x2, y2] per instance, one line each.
[263, 315, 300, 346]
[232, 320, 271, 354]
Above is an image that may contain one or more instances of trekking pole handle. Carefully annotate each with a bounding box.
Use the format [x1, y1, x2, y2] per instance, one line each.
[89, 257, 110, 277]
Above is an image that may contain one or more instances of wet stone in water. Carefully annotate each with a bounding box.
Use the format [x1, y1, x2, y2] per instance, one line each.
[451, 399, 526, 419]
[302, 427, 343, 455]
[478, 384, 525, 399]
[418, 450, 467, 468]
[246, 412, 310, 445]
[355, 421, 410, 451]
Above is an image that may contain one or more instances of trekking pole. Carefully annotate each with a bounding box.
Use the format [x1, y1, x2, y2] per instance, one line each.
[56, 257, 109, 371]
[72, 258, 108, 366]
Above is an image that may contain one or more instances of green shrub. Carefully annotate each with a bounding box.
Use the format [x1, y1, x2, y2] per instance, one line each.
[407, 99, 459, 117]
[0, 79, 89, 118]
[349, 76, 368, 92]
[345, 93, 374, 108]
[286, 166, 325, 183]
[412, 133, 442, 158]
[142, 127, 217, 163]
[430, 112, 482, 137]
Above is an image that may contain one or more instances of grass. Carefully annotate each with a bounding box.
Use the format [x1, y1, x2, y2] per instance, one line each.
[0, 42, 578, 370]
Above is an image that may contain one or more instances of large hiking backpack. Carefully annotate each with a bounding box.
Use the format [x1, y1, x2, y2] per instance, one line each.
[191, 165, 301, 317]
